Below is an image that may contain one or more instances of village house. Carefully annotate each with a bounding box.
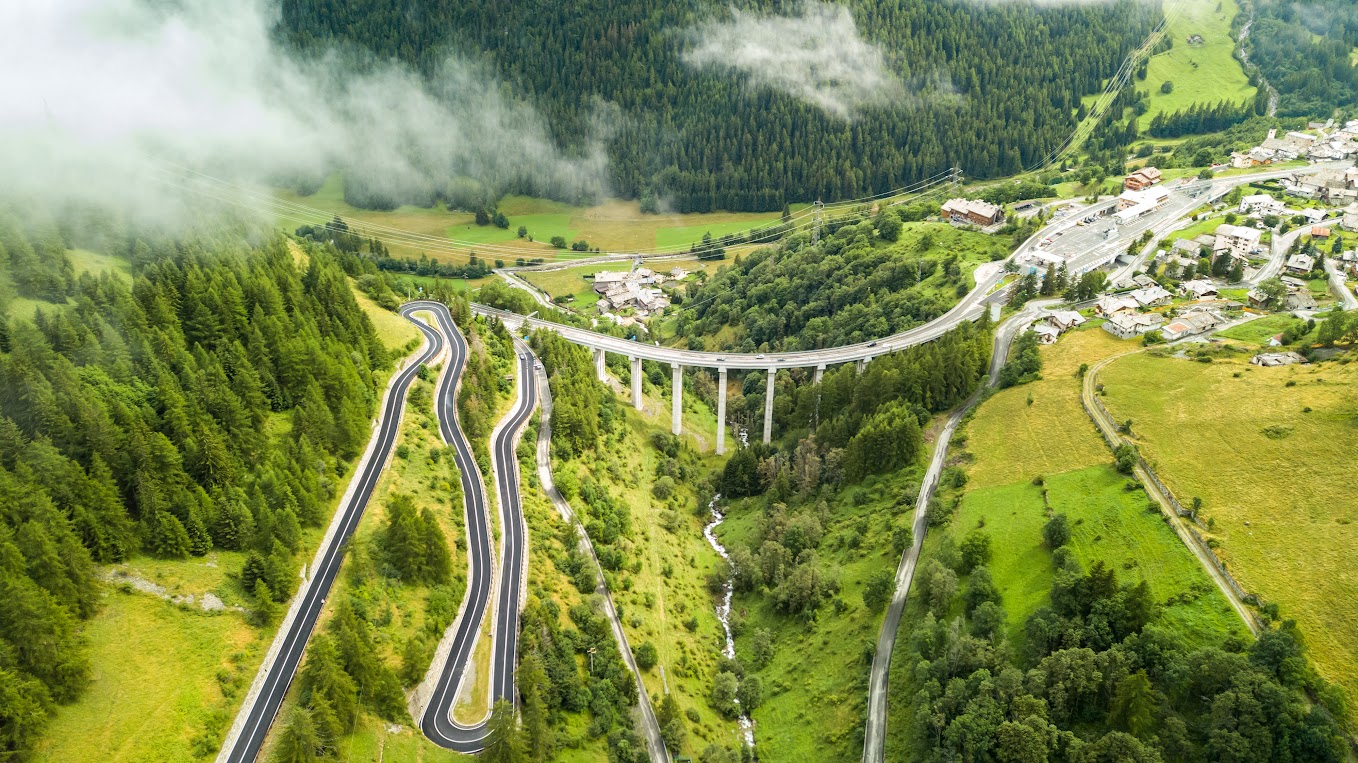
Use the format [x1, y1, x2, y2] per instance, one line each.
[1312, 226, 1331, 239]
[1285, 253, 1315, 275]
[1214, 224, 1262, 261]
[1094, 294, 1139, 317]
[1045, 310, 1086, 332]
[1341, 203, 1358, 232]
[1102, 312, 1165, 339]
[1129, 285, 1173, 308]
[1170, 238, 1209, 260]
[941, 198, 1004, 227]
[1178, 279, 1219, 300]
[1238, 194, 1284, 217]
[1124, 166, 1163, 192]
[1131, 274, 1159, 289]
[1160, 309, 1224, 341]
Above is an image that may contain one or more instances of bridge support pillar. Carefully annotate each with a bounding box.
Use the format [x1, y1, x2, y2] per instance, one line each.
[763, 368, 776, 445]
[671, 363, 683, 436]
[594, 348, 607, 383]
[855, 358, 870, 375]
[716, 368, 727, 455]
[630, 356, 643, 410]
[813, 364, 825, 385]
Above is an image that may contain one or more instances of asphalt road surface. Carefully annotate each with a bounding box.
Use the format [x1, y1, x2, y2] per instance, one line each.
[216, 303, 445, 763]
[416, 302, 538, 751]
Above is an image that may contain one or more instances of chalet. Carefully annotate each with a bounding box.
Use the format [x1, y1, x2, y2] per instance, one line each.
[1124, 167, 1163, 191]
[1312, 226, 1332, 239]
[1102, 312, 1165, 339]
[1171, 238, 1209, 259]
[1045, 310, 1086, 332]
[1131, 274, 1160, 289]
[1161, 309, 1223, 341]
[1031, 324, 1061, 345]
[1178, 279, 1219, 299]
[1129, 285, 1173, 308]
[1285, 254, 1315, 275]
[1247, 289, 1271, 309]
[1094, 295, 1139, 317]
[941, 198, 1004, 227]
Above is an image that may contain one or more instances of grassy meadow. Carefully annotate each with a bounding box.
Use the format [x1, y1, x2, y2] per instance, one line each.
[1139, 0, 1256, 129]
[275, 176, 790, 260]
[1100, 349, 1358, 709]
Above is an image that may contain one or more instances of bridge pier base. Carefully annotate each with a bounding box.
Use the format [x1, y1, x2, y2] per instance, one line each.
[763, 368, 776, 444]
[716, 368, 727, 455]
[594, 348, 607, 383]
[855, 358, 869, 375]
[671, 363, 683, 435]
[630, 356, 643, 410]
[813, 364, 825, 385]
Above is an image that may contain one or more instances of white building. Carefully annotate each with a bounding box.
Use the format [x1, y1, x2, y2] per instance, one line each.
[1129, 285, 1173, 308]
[1114, 187, 1172, 226]
[1239, 194, 1284, 216]
[1160, 310, 1223, 341]
[1178, 279, 1219, 299]
[1214, 224, 1263, 259]
[1094, 295, 1139, 317]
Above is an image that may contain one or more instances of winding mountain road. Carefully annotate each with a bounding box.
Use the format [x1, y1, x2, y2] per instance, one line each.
[411, 301, 537, 751]
[216, 304, 446, 763]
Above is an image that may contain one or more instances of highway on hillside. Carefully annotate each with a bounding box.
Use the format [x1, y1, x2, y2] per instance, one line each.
[216, 304, 445, 763]
[413, 301, 538, 751]
[477, 165, 1344, 373]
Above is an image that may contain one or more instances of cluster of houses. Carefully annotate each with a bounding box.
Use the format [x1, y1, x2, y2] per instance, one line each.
[1230, 125, 1358, 168]
[1280, 166, 1358, 205]
[1030, 309, 1086, 344]
[941, 198, 1005, 227]
[1092, 284, 1226, 341]
[1163, 223, 1263, 276]
[590, 265, 689, 319]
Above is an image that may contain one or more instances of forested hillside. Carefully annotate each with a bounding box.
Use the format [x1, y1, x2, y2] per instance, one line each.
[278, 0, 1156, 211]
[0, 224, 390, 758]
[672, 208, 1009, 352]
[1246, 0, 1358, 117]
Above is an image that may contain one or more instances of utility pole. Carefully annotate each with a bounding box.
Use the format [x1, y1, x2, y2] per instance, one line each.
[812, 199, 824, 244]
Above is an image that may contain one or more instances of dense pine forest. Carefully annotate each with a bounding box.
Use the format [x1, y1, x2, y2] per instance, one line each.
[1245, 0, 1358, 117]
[0, 220, 390, 757]
[277, 0, 1157, 211]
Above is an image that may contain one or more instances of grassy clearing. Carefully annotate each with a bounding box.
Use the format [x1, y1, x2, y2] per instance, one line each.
[1217, 313, 1303, 344]
[559, 392, 741, 756]
[355, 289, 423, 351]
[952, 466, 1246, 651]
[276, 176, 791, 258]
[1166, 215, 1227, 245]
[32, 582, 261, 763]
[1100, 349, 1358, 708]
[961, 326, 1134, 490]
[69, 248, 131, 279]
[1139, 0, 1256, 129]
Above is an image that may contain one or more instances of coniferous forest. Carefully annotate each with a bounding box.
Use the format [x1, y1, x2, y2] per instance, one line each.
[0, 222, 390, 756]
[277, 0, 1157, 211]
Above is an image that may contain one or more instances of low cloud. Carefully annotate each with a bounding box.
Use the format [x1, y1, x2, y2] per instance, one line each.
[0, 0, 607, 227]
[682, 2, 907, 119]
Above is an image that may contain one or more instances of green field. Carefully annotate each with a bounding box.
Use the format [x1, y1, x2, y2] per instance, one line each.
[33, 568, 264, 762]
[654, 218, 781, 250]
[276, 175, 796, 260]
[1166, 215, 1227, 245]
[962, 326, 1135, 490]
[953, 465, 1246, 651]
[1100, 350, 1358, 710]
[1139, 0, 1256, 129]
[1217, 313, 1303, 344]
